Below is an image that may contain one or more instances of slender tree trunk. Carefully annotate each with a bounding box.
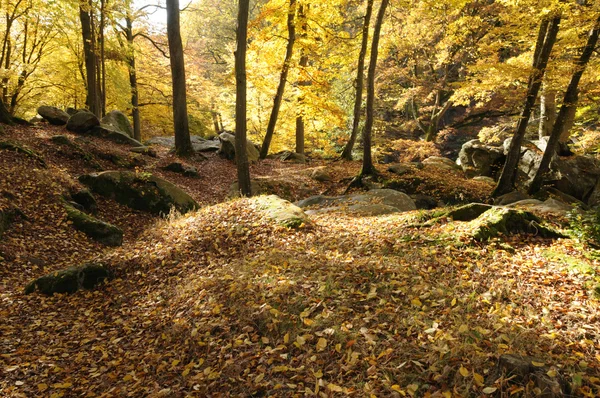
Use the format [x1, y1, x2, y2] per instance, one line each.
[295, 3, 310, 155]
[2, 36, 11, 105]
[539, 84, 556, 139]
[259, 0, 297, 159]
[492, 16, 560, 197]
[0, 100, 14, 125]
[235, 0, 252, 196]
[528, 15, 600, 195]
[166, 0, 193, 156]
[559, 101, 576, 143]
[125, 13, 141, 141]
[80, 0, 101, 117]
[361, 0, 389, 177]
[99, 0, 107, 116]
[341, 0, 374, 160]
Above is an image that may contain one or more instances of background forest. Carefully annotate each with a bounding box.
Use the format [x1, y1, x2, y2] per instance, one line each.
[1, 0, 599, 159]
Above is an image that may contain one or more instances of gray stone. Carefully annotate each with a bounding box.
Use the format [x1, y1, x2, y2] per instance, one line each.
[494, 191, 530, 206]
[162, 162, 199, 177]
[101, 110, 133, 137]
[145, 135, 221, 152]
[297, 189, 416, 216]
[311, 167, 332, 182]
[255, 195, 308, 228]
[66, 111, 100, 134]
[130, 146, 158, 157]
[457, 139, 505, 177]
[24, 263, 110, 295]
[422, 156, 461, 170]
[90, 126, 143, 146]
[79, 171, 199, 215]
[218, 132, 259, 162]
[63, 202, 122, 246]
[37, 106, 70, 125]
[387, 163, 411, 176]
[472, 176, 495, 184]
[267, 151, 307, 163]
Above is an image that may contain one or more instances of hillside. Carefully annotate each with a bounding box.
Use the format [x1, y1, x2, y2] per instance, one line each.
[1, 124, 599, 397]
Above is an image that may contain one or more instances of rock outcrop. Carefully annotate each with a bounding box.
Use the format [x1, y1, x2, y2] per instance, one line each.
[37, 106, 70, 125]
[79, 171, 199, 215]
[25, 263, 110, 295]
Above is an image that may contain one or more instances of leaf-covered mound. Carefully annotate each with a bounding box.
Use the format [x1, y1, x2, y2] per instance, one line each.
[4, 194, 599, 397]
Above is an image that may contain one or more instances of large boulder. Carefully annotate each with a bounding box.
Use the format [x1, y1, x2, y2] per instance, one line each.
[553, 155, 600, 203]
[422, 156, 461, 170]
[297, 189, 416, 216]
[457, 139, 505, 178]
[79, 171, 199, 215]
[37, 106, 70, 125]
[101, 110, 133, 137]
[218, 132, 259, 162]
[255, 195, 308, 228]
[467, 207, 564, 241]
[267, 151, 307, 163]
[90, 125, 143, 146]
[63, 202, 123, 246]
[24, 263, 109, 295]
[145, 135, 221, 152]
[66, 111, 100, 134]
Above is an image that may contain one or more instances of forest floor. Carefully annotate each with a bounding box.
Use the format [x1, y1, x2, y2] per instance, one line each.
[0, 124, 599, 397]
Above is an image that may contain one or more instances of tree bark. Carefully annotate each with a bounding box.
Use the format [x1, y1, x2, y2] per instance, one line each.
[360, 0, 388, 177]
[99, 0, 107, 116]
[492, 16, 560, 197]
[125, 13, 141, 142]
[295, 3, 310, 156]
[259, 0, 297, 159]
[341, 0, 374, 160]
[235, 0, 252, 196]
[539, 84, 556, 139]
[0, 100, 14, 125]
[79, 0, 101, 117]
[166, 0, 193, 156]
[528, 15, 600, 195]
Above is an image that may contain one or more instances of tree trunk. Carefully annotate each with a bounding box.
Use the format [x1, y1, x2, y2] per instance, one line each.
[341, 0, 374, 160]
[539, 85, 556, 139]
[125, 13, 141, 141]
[166, 0, 193, 156]
[492, 16, 560, 197]
[528, 15, 600, 195]
[259, 0, 297, 159]
[79, 0, 101, 117]
[99, 0, 107, 116]
[0, 100, 14, 125]
[559, 99, 576, 143]
[235, 0, 252, 196]
[295, 3, 310, 156]
[361, 0, 389, 177]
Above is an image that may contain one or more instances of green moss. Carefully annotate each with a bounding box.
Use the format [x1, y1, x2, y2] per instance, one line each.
[63, 202, 123, 246]
[469, 207, 565, 241]
[25, 263, 110, 295]
[257, 195, 308, 229]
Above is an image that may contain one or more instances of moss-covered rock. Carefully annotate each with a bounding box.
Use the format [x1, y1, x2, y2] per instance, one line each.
[66, 111, 100, 134]
[37, 105, 69, 125]
[79, 170, 199, 215]
[101, 110, 134, 138]
[70, 189, 98, 213]
[255, 195, 308, 228]
[63, 202, 122, 246]
[468, 207, 565, 241]
[446, 203, 493, 221]
[24, 263, 110, 295]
